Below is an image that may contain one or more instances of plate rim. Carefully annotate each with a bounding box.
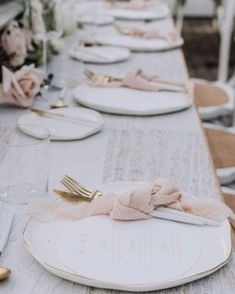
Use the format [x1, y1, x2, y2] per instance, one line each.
[69, 46, 131, 64]
[72, 84, 193, 116]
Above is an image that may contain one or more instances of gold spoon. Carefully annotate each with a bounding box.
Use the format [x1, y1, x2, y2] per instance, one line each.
[50, 87, 68, 109]
[0, 267, 11, 281]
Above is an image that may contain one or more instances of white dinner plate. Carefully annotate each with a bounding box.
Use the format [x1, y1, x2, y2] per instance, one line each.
[77, 14, 114, 25]
[69, 46, 130, 64]
[103, 2, 169, 20]
[72, 84, 193, 115]
[95, 32, 184, 52]
[23, 181, 232, 291]
[17, 107, 104, 141]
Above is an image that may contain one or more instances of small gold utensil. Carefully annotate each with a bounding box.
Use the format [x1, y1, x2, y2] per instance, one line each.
[50, 87, 68, 109]
[31, 108, 98, 128]
[53, 189, 93, 202]
[61, 175, 102, 200]
[0, 267, 11, 281]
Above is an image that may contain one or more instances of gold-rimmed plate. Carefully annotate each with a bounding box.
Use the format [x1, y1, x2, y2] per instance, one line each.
[23, 182, 232, 291]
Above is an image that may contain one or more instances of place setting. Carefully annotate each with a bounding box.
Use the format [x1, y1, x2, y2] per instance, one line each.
[74, 0, 169, 22]
[94, 22, 184, 52]
[72, 68, 194, 115]
[102, 0, 169, 21]
[23, 175, 234, 291]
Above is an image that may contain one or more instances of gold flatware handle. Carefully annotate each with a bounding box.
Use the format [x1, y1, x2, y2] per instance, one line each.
[53, 189, 93, 202]
[0, 267, 11, 281]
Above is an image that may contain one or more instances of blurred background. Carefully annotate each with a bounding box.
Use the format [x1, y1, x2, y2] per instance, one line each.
[1, 0, 234, 82]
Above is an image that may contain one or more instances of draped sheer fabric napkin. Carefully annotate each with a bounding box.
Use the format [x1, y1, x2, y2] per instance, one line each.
[87, 68, 192, 93]
[117, 26, 179, 42]
[30, 178, 235, 227]
[0, 65, 43, 108]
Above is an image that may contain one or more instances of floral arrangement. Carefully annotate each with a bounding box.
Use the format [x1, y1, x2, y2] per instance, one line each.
[0, 0, 77, 107]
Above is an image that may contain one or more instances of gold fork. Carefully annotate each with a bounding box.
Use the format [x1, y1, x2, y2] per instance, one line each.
[85, 70, 122, 84]
[61, 175, 102, 200]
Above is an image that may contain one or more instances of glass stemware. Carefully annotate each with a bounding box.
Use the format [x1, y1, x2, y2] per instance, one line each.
[35, 0, 64, 95]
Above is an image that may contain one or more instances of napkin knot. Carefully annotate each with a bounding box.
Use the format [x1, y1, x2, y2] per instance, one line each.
[28, 177, 235, 225]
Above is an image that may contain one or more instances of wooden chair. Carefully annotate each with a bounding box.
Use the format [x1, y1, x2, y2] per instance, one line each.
[193, 79, 234, 121]
[175, 0, 235, 82]
[222, 186, 235, 212]
[204, 123, 235, 184]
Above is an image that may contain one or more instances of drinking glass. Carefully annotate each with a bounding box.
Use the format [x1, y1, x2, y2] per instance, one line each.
[36, 0, 63, 92]
[0, 124, 50, 205]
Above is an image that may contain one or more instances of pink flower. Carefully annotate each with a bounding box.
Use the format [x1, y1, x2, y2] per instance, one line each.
[1, 21, 27, 67]
[0, 65, 44, 108]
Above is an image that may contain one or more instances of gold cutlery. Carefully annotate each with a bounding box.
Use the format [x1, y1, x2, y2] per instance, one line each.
[115, 24, 170, 42]
[59, 175, 220, 226]
[85, 69, 122, 83]
[85, 69, 187, 92]
[31, 108, 98, 128]
[53, 189, 92, 202]
[60, 175, 102, 199]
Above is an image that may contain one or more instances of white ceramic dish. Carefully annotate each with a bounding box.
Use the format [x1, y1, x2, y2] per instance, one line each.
[69, 46, 130, 64]
[23, 181, 232, 291]
[103, 3, 169, 20]
[72, 84, 193, 116]
[95, 32, 184, 52]
[77, 14, 114, 25]
[17, 107, 104, 141]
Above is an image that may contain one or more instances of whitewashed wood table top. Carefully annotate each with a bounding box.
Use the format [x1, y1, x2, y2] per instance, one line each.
[0, 15, 234, 294]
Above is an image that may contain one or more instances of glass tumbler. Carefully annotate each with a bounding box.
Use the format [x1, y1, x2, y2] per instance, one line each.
[0, 124, 50, 205]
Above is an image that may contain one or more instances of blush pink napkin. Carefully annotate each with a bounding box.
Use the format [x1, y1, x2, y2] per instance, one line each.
[0, 65, 44, 108]
[87, 68, 191, 93]
[118, 26, 179, 42]
[29, 178, 235, 227]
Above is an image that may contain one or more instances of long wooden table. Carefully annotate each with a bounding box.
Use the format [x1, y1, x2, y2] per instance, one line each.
[0, 13, 234, 294]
